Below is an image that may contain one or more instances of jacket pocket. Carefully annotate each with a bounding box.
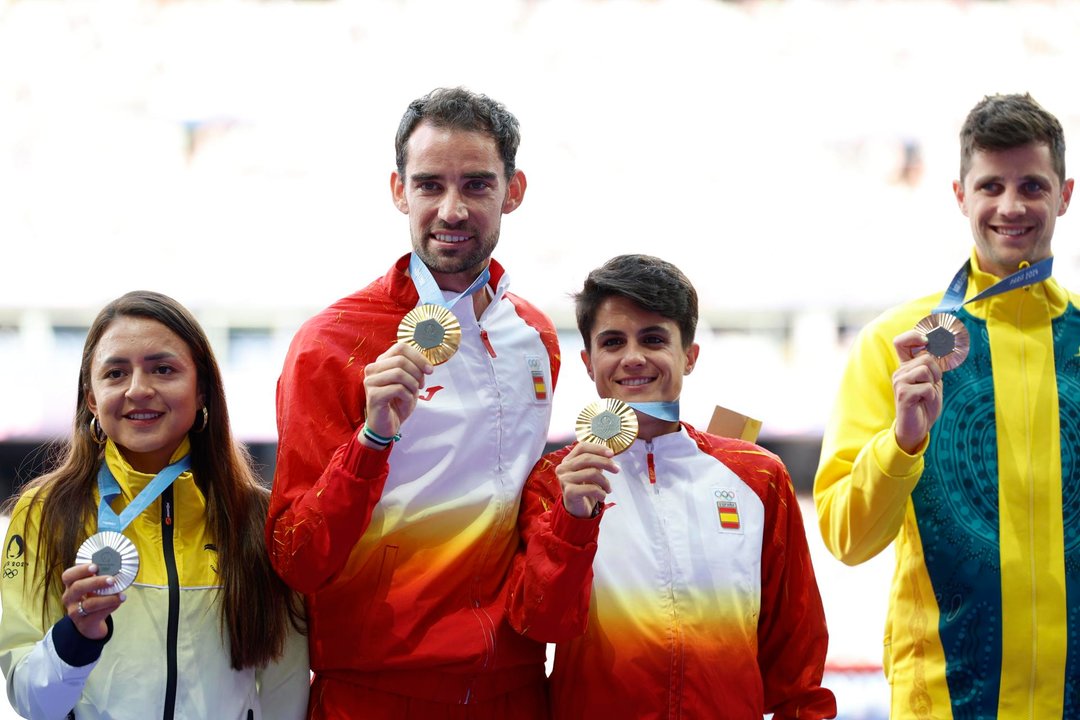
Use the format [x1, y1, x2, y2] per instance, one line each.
[357, 544, 399, 645]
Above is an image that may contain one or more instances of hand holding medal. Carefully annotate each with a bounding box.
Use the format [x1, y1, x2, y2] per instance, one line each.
[556, 399, 637, 518]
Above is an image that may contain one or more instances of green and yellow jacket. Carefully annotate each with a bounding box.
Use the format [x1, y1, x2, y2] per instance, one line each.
[815, 250, 1080, 719]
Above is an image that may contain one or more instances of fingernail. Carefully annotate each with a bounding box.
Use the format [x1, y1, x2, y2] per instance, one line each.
[88, 564, 98, 574]
[105, 576, 115, 586]
[119, 593, 127, 602]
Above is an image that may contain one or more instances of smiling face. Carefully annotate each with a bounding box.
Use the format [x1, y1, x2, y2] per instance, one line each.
[391, 121, 526, 293]
[953, 142, 1073, 278]
[582, 295, 699, 439]
[86, 316, 203, 474]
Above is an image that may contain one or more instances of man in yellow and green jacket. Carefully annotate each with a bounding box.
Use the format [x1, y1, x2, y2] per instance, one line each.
[815, 93, 1080, 719]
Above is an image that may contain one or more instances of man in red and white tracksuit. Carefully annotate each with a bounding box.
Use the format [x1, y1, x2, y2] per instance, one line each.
[268, 88, 560, 720]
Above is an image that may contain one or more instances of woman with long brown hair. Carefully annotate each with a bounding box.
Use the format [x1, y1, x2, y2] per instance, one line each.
[0, 290, 308, 719]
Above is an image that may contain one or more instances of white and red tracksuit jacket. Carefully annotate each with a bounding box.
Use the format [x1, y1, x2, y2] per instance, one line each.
[509, 424, 836, 720]
[267, 254, 560, 714]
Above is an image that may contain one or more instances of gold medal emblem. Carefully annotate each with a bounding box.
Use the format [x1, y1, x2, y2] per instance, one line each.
[397, 304, 462, 365]
[914, 313, 970, 372]
[76, 531, 140, 595]
[575, 398, 639, 454]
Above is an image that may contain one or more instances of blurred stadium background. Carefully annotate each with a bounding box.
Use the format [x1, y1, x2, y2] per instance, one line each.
[3, 0, 1080, 717]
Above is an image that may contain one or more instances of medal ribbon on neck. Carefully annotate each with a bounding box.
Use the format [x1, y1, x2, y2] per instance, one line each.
[408, 252, 491, 309]
[627, 401, 680, 422]
[933, 256, 1052, 314]
[96, 456, 191, 533]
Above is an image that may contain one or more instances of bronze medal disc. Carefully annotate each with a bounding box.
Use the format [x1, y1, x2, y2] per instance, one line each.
[575, 398, 639, 454]
[914, 313, 970, 372]
[76, 531, 140, 595]
[397, 304, 462, 365]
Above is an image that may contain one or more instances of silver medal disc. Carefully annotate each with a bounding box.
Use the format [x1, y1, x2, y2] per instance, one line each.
[76, 531, 140, 595]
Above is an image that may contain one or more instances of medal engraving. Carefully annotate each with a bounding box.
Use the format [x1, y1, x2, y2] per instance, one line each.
[914, 313, 970, 372]
[576, 398, 639, 454]
[412, 319, 446, 349]
[925, 326, 956, 357]
[397, 304, 462, 365]
[590, 411, 622, 441]
[91, 546, 123, 577]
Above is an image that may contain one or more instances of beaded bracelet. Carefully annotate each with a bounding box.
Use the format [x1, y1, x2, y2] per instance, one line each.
[361, 424, 401, 447]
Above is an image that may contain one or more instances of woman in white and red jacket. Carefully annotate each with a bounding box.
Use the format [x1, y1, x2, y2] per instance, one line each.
[508, 254, 836, 720]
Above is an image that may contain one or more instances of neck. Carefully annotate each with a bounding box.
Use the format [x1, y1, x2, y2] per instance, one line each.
[636, 414, 680, 443]
[429, 260, 490, 294]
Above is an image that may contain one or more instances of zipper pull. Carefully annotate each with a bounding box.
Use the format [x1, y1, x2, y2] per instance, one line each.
[646, 441, 657, 494]
[480, 328, 496, 358]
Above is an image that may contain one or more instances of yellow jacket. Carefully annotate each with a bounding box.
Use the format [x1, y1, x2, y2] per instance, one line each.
[0, 439, 309, 719]
[815, 250, 1080, 719]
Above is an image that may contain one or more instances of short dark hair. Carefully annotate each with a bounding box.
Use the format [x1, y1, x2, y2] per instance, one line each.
[395, 87, 521, 181]
[575, 254, 699, 351]
[960, 93, 1067, 183]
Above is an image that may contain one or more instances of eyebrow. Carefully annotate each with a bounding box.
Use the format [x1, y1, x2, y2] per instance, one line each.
[593, 325, 672, 340]
[410, 171, 498, 182]
[100, 351, 179, 364]
[974, 172, 1051, 185]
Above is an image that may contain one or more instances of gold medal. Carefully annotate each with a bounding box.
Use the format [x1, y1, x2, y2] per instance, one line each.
[914, 313, 970, 372]
[76, 531, 140, 595]
[397, 304, 462, 365]
[575, 398, 639, 454]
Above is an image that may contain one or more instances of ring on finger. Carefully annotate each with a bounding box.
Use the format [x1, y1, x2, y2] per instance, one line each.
[77, 600, 87, 618]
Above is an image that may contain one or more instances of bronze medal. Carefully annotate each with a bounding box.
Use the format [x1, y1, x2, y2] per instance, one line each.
[914, 313, 970, 371]
[76, 531, 140, 595]
[397, 304, 462, 365]
[575, 398, 639, 454]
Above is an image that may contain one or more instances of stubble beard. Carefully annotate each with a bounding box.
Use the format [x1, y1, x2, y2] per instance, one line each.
[413, 229, 500, 277]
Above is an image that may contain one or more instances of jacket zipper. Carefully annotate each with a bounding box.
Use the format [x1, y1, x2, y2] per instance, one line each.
[644, 440, 682, 712]
[479, 327, 496, 358]
[646, 441, 657, 494]
[161, 486, 179, 720]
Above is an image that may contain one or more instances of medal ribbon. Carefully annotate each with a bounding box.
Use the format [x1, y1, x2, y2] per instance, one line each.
[409, 252, 491, 309]
[628, 401, 680, 422]
[96, 456, 191, 533]
[932, 257, 1053, 314]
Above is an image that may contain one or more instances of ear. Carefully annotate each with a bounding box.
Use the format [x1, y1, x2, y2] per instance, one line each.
[580, 348, 594, 380]
[683, 343, 700, 375]
[502, 170, 527, 214]
[86, 390, 98, 416]
[952, 179, 968, 216]
[391, 172, 409, 215]
[1059, 178, 1074, 216]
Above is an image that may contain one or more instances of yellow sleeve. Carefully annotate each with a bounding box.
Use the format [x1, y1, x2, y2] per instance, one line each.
[0, 492, 58, 707]
[813, 313, 925, 566]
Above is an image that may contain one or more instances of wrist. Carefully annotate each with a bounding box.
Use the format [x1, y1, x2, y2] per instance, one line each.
[360, 423, 400, 448]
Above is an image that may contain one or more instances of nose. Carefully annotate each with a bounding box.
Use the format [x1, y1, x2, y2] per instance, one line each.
[126, 369, 154, 399]
[439, 188, 468, 225]
[1000, 188, 1026, 217]
[621, 343, 646, 368]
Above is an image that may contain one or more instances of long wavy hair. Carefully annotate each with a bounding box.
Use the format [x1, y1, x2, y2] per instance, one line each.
[5, 290, 302, 669]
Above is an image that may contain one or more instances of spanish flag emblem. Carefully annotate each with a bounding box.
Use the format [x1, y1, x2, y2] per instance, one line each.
[717, 500, 741, 530]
